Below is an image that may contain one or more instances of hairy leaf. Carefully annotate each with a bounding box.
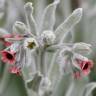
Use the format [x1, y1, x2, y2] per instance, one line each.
[83, 82, 96, 96]
[40, 0, 60, 32]
[55, 8, 83, 43]
[24, 2, 38, 36]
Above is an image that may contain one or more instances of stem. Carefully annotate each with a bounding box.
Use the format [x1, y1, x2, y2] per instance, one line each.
[39, 49, 46, 76]
[37, 49, 42, 72]
[52, 74, 72, 96]
[33, 50, 39, 71]
[47, 50, 59, 77]
[31, 52, 37, 73]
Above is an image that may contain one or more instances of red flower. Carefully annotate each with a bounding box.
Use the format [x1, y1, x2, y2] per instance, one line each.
[0, 37, 12, 47]
[76, 58, 93, 76]
[9, 66, 21, 75]
[0, 34, 23, 46]
[3, 34, 13, 38]
[0, 34, 13, 47]
[80, 60, 93, 76]
[1, 50, 16, 64]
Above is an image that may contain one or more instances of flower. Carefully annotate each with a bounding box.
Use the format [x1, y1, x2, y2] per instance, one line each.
[1, 50, 16, 64]
[1, 34, 24, 47]
[9, 66, 21, 75]
[73, 60, 93, 79]
[0, 37, 12, 46]
[24, 38, 38, 50]
[0, 34, 13, 46]
[79, 60, 93, 76]
[74, 57, 93, 76]
[72, 53, 93, 76]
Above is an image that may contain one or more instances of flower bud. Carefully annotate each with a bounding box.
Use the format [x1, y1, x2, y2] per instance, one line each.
[41, 30, 56, 46]
[24, 2, 33, 14]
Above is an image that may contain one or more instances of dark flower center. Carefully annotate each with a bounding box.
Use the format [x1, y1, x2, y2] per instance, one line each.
[6, 53, 13, 60]
[27, 42, 36, 49]
[83, 63, 88, 70]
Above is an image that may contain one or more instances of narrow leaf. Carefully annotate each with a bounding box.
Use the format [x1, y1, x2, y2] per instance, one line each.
[26, 72, 42, 92]
[24, 2, 38, 36]
[46, 44, 63, 52]
[40, 0, 60, 32]
[83, 82, 96, 96]
[65, 78, 88, 96]
[55, 8, 83, 43]
[60, 30, 73, 43]
[72, 42, 92, 55]
[46, 42, 73, 52]
[52, 74, 72, 96]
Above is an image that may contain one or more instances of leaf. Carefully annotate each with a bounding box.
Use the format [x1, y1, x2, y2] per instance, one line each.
[40, 0, 60, 32]
[72, 42, 92, 55]
[13, 21, 28, 35]
[26, 72, 42, 92]
[4, 75, 28, 96]
[55, 8, 83, 43]
[83, 82, 96, 96]
[39, 77, 52, 96]
[0, 64, 27, 96]
[45, 44, 63, 52]
[24, 2, 38, 36]
[52, 74, 72, 96]
[65, 78, 89, 96]
[60, 30, 73, 43]
[46, 42, 73, 52]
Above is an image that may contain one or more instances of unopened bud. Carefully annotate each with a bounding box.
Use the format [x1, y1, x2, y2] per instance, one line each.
[41, 30, 56, 46]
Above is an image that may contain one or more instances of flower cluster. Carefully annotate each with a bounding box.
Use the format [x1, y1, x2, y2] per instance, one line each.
[58, 43, 93, 79]
[0, 2, 57, 75]
[0, 34, 22, 74]
[0, 1, 95, 96]
[0, 1, 94, 81]
[0, 32, 39, 75]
